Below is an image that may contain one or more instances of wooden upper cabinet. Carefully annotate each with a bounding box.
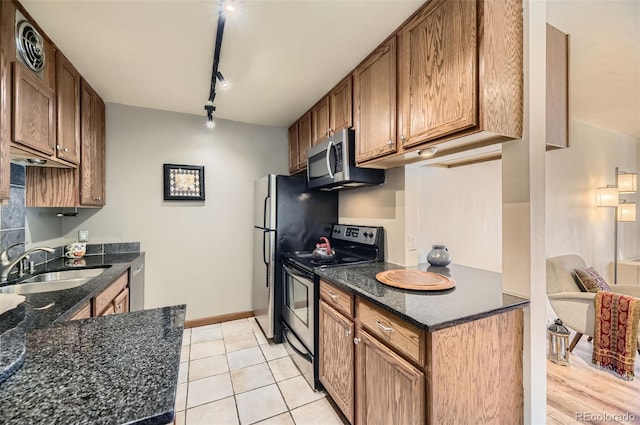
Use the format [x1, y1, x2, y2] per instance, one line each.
[297, 111, 312, 169]
[311, 97, 330, 145]
[398, 0, 477, 148]
[354, 38, 397, 164]
[329, 76, 353, 135]
[312, 76, 353, 145]
[12, 61, 56, 156]
[288, 122, 299, 174]
[80, 79, 106, 207]
[546, 23, 568, 149]
[56, 51, 81, 164]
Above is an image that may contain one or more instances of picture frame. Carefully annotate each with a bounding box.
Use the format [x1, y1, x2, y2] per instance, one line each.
[163, 164, 205, 201]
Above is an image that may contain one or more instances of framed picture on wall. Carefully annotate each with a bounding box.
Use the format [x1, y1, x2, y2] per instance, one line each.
[163, 164, 205, 201]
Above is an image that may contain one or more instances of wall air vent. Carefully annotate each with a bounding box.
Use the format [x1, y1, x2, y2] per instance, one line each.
[15, 13, 45, 75]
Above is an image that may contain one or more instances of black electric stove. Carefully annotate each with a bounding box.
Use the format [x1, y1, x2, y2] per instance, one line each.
[281, 224, 384, 391]
[283, 224, 385, 274]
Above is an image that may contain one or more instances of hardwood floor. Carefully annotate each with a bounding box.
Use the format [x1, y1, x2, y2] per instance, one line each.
[547, 333, 640, 424]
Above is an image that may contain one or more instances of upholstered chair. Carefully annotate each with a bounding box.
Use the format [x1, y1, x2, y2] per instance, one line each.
[546, 254, 640, 351]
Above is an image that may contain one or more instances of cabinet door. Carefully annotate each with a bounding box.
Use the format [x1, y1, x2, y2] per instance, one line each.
[311, 97, 330, 145]
[319, 301, 354, 423]
[355, 328, 424, 425]
[113, 287, 129, 314]
[80, 80, 105, 206]
[288, 122, 299, 174]
[12, 62, 56, 156]
[297, 111, 312, 170]
[546, 23, 568, 149]
[398, 0, 477, 148]
[56, 51, 81, 164]
[354, 38, 397, 163]
[329, 76, 352, 135]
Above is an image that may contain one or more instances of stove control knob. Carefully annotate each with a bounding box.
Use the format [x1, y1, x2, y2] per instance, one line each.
[367, 232, 373, 238]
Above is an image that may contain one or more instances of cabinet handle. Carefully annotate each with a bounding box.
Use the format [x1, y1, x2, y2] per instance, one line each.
[117, 303, 122, 310]
[56, 145, 61, 150]
[63, 148, 69, 152]
[400, 135, 407, 142]
[344, 329, 351, 337]
[376, 320, 394, 333]
[354, 337, 361, 345]
[387, 140, 393, 146]
[327, 291, 339, 301]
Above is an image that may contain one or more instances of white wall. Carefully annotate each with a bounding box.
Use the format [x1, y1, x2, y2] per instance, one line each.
[62, 103, 288, 320]
[338, 167, 411, 265]
[415, 161, 502, 272]
[546, 120, 638, 279]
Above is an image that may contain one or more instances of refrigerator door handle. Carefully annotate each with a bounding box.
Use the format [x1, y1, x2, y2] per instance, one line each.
[262, 231, 268, 266]
[263, 195, 271, 229]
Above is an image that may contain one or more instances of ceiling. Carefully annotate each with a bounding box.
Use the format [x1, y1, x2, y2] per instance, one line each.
[20, 0, 422, 128]
[20, 0, 640, 138]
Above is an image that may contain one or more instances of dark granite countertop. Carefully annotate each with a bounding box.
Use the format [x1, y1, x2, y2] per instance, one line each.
[315, 262, 529, 332]
[0, 305, 185, 425]
[0, 253, 186, 425]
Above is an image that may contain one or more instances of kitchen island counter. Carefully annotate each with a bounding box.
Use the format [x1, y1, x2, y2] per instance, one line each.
[315, 262, 529, 332]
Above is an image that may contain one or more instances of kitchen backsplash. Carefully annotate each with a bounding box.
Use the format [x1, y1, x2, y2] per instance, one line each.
[0, 163, 140, 266]
[0, 164, 27, 259]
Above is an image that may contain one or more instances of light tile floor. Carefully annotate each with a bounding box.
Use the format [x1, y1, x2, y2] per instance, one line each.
[175, 318, 347, 425]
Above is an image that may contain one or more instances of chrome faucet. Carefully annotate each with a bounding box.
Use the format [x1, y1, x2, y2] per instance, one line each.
[0, 242, 56, 282]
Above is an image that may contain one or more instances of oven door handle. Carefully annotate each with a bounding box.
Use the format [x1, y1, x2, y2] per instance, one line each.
[283, 326, 313, 362]
[283, 264, 312, 280]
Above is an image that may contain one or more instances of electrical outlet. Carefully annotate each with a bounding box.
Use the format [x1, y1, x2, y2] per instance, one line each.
[78, 230, 89, 242]
[407, 234, 416, 251]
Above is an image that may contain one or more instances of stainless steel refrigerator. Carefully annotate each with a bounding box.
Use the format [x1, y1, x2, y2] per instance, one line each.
[252, 174, 337, 342]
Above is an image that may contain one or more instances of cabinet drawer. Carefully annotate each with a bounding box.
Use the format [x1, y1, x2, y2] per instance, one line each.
[356, 298, 424, 364]
[93, 272, 128, 316]
[70, 302, 91, 321]
[320, 280, 353, 317]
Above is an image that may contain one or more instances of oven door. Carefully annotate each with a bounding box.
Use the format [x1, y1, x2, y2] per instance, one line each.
[282, 263, 315, 352]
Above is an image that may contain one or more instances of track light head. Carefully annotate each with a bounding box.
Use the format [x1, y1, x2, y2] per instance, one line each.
[222, 0, 237, 14]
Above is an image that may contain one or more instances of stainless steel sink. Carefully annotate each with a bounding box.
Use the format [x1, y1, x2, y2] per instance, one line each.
[20, 268, 105, 283]
[0, 268, 106, 295]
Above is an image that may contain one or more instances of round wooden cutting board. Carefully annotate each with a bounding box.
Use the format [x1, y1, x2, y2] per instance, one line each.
[375, 269, 455, 291]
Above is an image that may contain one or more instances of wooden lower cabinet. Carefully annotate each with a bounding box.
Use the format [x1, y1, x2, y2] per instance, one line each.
[69, 302, 91, 321]
[319, 280, 524, 425]
[355, 328, 424, 425]
[319, 301, 355, 423]
[113, 287, 129, 314]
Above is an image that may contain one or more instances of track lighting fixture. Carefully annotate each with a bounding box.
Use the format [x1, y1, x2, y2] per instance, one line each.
[216, 72, 230, 89]
[204, 1, 234, 128]
[222, 0, 237, 14]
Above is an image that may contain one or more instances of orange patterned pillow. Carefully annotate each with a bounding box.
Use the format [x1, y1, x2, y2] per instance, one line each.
[574, 267, 611, 293]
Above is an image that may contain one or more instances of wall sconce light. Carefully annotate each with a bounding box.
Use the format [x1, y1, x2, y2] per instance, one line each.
[596, 186, 618, 207]
[617, 171, 638, 194]
[617, 200, 636, 222]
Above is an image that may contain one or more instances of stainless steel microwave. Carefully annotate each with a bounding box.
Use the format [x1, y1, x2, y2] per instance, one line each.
[306, 129, 384, 191]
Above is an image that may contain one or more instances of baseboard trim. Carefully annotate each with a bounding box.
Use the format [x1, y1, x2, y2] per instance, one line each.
[184, 310, 254, 329]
